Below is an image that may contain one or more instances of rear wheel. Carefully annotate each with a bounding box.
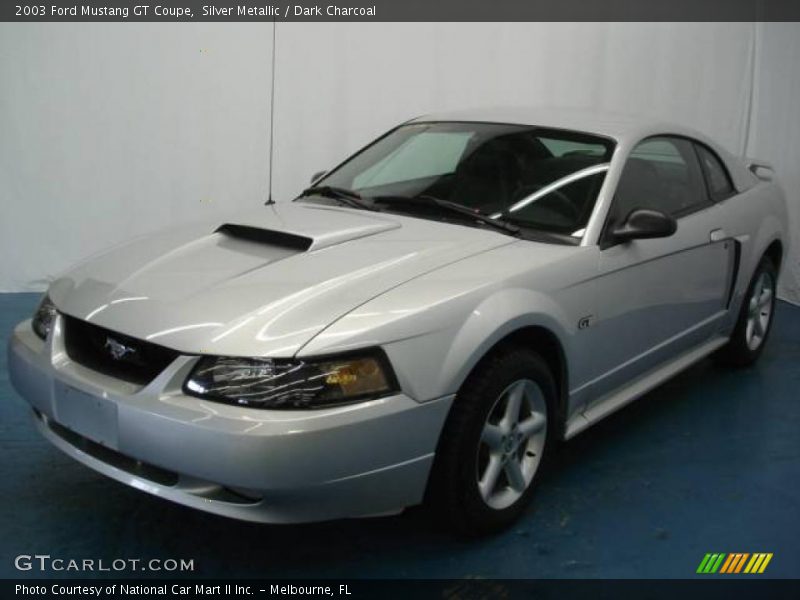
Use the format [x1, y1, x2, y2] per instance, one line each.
[716, 256, 777, 367]
[426, 348, 555, 536]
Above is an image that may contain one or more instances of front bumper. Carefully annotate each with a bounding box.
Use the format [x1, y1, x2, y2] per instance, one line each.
[8, 317, 452, 523]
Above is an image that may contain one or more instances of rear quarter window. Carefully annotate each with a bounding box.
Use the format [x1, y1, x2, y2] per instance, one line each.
[695, 144, 735, 201]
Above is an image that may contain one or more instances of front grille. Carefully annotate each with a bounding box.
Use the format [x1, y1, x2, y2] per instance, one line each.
[62, 315, 179, 385]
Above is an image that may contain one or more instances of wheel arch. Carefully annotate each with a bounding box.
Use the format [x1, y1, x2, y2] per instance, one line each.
[451, 323, 571, 440]
[764, 238, 784, 271]
[732, 199, 786, 318]
[486, 326, 568, 437]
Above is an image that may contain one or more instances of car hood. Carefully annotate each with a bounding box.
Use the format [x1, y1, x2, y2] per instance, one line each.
[49, 202, 515, 357]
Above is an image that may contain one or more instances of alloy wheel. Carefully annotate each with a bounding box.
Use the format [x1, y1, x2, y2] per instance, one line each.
[746, 271, 775, 351]
[476, 379, 547, 510]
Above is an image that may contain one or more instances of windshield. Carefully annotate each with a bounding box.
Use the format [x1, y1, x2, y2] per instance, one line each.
[312, 122, 615, 238]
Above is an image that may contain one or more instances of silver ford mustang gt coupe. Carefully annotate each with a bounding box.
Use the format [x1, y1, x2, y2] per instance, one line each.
[8, 108, 788, 535]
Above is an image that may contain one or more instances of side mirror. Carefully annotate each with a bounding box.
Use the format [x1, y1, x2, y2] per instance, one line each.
[612, 208, 677, 243]
[310, 170, 327, 184]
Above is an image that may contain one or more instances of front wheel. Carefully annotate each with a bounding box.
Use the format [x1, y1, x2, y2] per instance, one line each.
[716, 256, 778, 367]
[426, 348, 555, 536]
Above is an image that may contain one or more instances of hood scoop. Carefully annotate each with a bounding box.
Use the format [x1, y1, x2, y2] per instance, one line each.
[214, 207, 402, 253]
[216, 223, 313, 251]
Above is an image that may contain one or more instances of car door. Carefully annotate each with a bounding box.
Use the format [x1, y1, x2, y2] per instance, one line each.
[578, 136, 735, 405]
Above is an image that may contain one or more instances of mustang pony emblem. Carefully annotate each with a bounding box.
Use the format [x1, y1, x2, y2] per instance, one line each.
[104, 336, 135, 361]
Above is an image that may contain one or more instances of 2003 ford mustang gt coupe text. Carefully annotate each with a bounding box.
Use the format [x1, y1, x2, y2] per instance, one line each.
[9, 109, 788, 534]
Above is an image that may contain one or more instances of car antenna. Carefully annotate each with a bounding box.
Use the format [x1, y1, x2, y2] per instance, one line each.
[265, 16, 277, 206]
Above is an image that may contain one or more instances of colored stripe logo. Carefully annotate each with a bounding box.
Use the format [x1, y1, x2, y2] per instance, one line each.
[697, 553, 773, 574]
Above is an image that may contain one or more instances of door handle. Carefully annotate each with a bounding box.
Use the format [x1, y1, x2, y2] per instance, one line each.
[709, 228, 727, 243]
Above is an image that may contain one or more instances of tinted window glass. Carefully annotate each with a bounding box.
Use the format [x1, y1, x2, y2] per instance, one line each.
[539, 137, 608, 158]
[316, 122, 614, 237]
[610, 136, 710, 226]
[696, 144, 734, 200]
[353, 131, 472, 188]
[505, 171, 607, 237]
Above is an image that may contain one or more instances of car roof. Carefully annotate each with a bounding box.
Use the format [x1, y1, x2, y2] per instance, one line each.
[413, 106, 702, 144]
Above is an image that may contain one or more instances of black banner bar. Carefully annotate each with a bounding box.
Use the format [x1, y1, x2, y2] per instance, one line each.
[5, 579, 800, 600]
[3, 0, 800, 22]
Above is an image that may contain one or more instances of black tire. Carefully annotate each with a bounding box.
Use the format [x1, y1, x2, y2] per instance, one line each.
[425, 347, 556, 537]
[715, 256, 778, 367]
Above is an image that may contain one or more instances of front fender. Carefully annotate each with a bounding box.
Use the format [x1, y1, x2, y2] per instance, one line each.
[299, 282, 574, 404]
[436, 288, 573, 399]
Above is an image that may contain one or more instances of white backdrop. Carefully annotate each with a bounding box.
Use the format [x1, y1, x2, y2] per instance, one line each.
[0, 22, 797, 302]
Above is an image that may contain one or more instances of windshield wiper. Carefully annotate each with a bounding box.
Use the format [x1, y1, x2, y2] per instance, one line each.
[295, 186, 379, 211]
[373, 194, 520, 236]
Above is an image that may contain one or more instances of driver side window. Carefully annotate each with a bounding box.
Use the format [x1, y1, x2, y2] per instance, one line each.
[608, 136, 710, 229]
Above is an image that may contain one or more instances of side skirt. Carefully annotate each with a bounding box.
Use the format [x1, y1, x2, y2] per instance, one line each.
[564, 336, 728, 439]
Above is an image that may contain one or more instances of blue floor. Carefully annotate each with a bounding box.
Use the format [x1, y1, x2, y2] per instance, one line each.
[1, 292, 798, 579]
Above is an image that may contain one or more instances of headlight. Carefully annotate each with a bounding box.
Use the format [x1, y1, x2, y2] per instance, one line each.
[183, 350, 399, 409]
[32, 294, 58, 341]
